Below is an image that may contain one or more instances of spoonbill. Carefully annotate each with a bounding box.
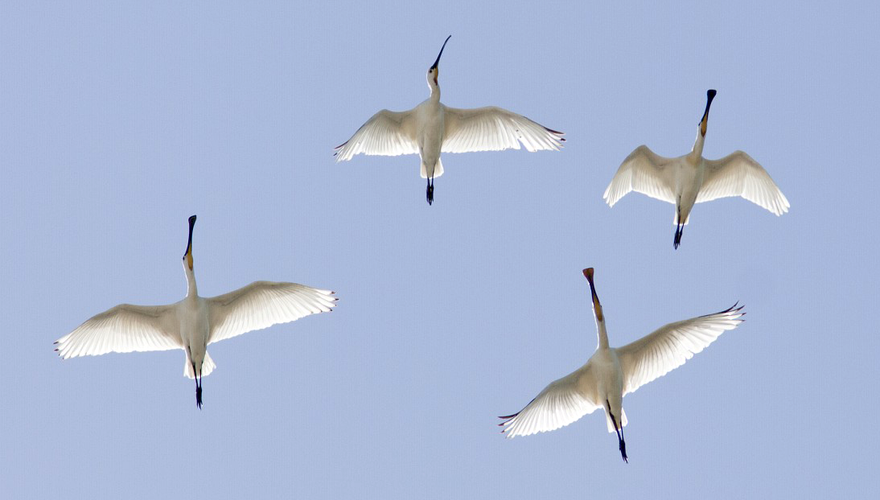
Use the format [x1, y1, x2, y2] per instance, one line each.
[603, 89, 789, 248]
[334, 36, 565, 205]
[54, 215, 336, 409]
[499, 268, 743, 462]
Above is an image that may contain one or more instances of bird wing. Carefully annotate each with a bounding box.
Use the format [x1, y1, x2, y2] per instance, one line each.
[498, 365, 601, 438]
[207, 281, 336, 344]
[441, 106, 564, 153]
[55, 304, 182, 359]
[616, 304, 745, 396]
[603, 145, 677, 207]
[334, 109, 418, 161]
[697, 151, 790, 215]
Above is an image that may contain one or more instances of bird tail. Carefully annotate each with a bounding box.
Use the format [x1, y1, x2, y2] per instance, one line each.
[605, 408, 628, 433]
[673, 211, 691, 226]
[420, 158, 444, 179]
[184, 352, 216, 379]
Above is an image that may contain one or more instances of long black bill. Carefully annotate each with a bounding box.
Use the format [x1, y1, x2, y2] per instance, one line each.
[430, 35, 452, 70]
[700, 89, 717, 126]
[582, 268, 604, 321]
[184, 215, 197, 258]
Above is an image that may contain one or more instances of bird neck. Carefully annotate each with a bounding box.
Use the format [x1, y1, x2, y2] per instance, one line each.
[586, 272, 609, 349]
[595, 317, 609, 350]
[427, 76, 441, 101]
[184, 265, 199, 298]
[690, 127, 706, 161]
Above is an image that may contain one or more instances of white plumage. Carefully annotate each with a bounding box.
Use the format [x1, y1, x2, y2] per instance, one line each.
[55, 215, 336, 408]
[335, 36, 564, 205]
[500, 268, 743, 462]
[603, 90, 789, 248]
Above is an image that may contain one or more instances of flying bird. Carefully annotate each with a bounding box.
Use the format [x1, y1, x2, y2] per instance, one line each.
[499, 268, 744, 462]
[335, 36, 565, 205]
[603, 89, 789, 248]
[54, 215, 336, 409]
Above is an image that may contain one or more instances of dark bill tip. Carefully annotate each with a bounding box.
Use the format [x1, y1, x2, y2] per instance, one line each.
[700, 89, 717, 127]
[430, 35, 452, 70]
[582, 268, 594, 282]
[184, 215, 197, 259]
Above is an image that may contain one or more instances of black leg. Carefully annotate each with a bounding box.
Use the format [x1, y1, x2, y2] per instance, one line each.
[674, 204, 684, 249]
[196, 376, 202, 410]
[607, 399, 628, 463]
[193, 362, 202, 410]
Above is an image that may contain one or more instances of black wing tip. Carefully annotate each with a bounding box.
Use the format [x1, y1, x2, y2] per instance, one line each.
[720, 302, 746, 317]
[498, 412, 520, 420]
[696, 302, 745, 319]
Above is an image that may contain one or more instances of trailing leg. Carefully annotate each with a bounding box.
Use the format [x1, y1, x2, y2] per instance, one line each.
[193, 361, 203, 410]
[607, 399, 628, 463]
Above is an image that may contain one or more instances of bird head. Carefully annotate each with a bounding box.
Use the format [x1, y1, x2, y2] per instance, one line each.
[427, 35, 451, 89]
[699, 89, 717, 137]
[582, 268, 604, 321]
[183, 215, 196, 271]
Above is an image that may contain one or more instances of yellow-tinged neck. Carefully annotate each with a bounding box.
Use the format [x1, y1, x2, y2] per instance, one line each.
[690, 127, 706, 161]
[183, 259, 198, 298]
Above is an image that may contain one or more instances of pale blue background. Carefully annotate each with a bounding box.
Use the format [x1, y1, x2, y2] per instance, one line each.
[2, 1, 878, 498]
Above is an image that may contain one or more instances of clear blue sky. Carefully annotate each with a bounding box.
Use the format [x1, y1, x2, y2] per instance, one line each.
[2, 1, 878, 498]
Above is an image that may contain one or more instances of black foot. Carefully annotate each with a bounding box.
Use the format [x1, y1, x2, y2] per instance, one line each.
[196, 385, 203, 410]
[619, 439, 628, 463]
[673, 224, 683, 249]
[426, 184, 434, 205]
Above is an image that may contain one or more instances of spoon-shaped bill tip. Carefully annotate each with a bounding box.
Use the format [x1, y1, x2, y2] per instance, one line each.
[430, 35, 452, 70]
[582, 267, 594, 282]
[582, 267, 603, 320]
[184, 215, 197, 263]
[700, 90, 717, 134]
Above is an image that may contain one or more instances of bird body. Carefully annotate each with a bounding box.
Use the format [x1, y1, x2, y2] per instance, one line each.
[603, 90, 789, 248]
[54, 215, 337, 408]
[416, 94, 445, 181]
[335, 36, 564, 204]
[500, 268, 744, 462]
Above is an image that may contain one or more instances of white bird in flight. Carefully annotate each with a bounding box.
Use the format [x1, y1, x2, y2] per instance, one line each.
[335, 36, 565, 205]
[499, 268, 744, 462]
[603, 89, 789, 248]
[54, 215, 337, 409]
